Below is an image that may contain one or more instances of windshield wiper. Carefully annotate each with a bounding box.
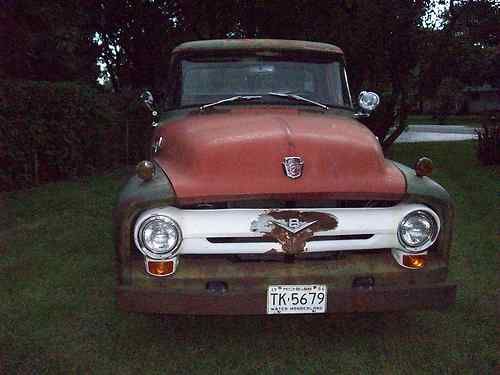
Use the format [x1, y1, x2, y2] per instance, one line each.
[267, 92, 329, 110]
[199, 95, 262, 111]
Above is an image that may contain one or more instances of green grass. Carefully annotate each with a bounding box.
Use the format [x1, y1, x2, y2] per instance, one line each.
[407, 115, 481, 127]
[2, 142, 498, 374]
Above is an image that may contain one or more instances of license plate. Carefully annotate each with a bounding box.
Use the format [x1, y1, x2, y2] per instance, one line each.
[267, 285, 327, 314]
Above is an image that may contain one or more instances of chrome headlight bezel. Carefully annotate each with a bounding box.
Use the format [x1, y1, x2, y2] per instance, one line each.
[397, 210, 440, 253]
[136, 215, 182, 260]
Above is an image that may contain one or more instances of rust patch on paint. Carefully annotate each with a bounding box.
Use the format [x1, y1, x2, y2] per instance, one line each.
[250, 211, 338, 255]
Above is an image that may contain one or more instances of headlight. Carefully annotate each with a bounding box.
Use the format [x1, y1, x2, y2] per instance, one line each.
[397, 210, 439, 252]
[137, 215, 182, 259]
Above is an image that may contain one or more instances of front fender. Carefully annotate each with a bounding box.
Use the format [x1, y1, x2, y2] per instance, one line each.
[394, 162, 455, 261]
[113, 164, 176, 284]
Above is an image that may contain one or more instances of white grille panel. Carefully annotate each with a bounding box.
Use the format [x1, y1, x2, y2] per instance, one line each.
[134, 203, 439, 255]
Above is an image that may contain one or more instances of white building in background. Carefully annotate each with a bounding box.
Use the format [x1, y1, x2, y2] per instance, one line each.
[463, 85, 500, 113]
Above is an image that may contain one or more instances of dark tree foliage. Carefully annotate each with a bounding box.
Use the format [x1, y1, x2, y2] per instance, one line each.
[91, 0, 182, 93]
[2, 0, 499, 189]
[176, 0, 241, 39]
[418, 1, 500, 103]
[0, 80, 150, 190]
[475, 113, 500, 165]
[90, 0, 242, 94]
[4, 0, 499, 105]
[447, 0, 500, 87]
[86, 0, 433, 148]
[0, 0, 98, 82]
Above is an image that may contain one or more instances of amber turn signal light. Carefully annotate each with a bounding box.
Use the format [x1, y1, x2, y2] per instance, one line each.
[145, 258, 177, 277]
[402, 255, 426, 269]
[415, 157, 433, 177]
[136, 160, 155, 181]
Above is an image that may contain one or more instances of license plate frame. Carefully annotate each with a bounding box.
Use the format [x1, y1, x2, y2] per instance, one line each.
[267, 284, 327, 314]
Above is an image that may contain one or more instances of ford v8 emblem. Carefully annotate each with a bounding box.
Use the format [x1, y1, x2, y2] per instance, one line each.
[250, 211, 338, 255]
[282, 156, 304, 179]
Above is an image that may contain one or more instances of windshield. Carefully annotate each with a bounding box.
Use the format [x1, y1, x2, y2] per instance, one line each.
[172, 55, 352, 109]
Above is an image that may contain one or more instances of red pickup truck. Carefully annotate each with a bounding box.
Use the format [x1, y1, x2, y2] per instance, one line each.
[113, 39, 456, 315]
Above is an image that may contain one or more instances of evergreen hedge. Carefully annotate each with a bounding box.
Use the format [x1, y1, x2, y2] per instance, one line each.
[0, 80, 150, 191]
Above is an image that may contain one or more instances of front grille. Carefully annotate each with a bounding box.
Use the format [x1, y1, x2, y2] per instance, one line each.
[132, 202, 434, 258]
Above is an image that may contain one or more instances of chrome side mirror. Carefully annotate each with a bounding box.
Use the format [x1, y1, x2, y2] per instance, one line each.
[140, 90, 159, 127]
[354, 91, 380, 118]
[141, 90, 154, 111]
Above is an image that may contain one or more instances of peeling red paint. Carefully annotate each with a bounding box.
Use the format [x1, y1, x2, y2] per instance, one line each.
[155, 108, 406, 203]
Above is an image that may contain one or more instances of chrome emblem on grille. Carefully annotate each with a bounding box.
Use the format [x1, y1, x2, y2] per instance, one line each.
[282, 156, 304, 179]
[271, 218, 318, 234]
[250, 211, 338, 255]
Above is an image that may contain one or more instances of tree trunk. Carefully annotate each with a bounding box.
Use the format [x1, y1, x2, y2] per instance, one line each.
[242, 0, 257, 37]
[207, 0, 218, 38]
[382, 86, 408, 151]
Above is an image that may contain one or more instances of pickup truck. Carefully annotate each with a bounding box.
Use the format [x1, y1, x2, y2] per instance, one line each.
[113, 39, 456, 315]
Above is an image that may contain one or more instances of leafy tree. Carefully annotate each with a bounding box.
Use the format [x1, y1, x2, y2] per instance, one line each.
[417, 0, 500, 114]
[449, 0, 500, 87]
[435, 77, 465, 122]
[91, 0, 180, 93]
[91, 0, 241, 93]
[0, 0, 98, 82]
[176, 0, 241, 39]
[9, 0, 491, 148]
[211, 0, 433, 147]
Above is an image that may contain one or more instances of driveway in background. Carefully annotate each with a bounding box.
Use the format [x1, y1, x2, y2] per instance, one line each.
[395, 125, 478, 143]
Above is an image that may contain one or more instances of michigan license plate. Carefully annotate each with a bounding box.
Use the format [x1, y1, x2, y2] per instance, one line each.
[267, 285, 327, 314]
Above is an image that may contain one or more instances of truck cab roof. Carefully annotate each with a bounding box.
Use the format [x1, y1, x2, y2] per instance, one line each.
[172, 39, 343, 56]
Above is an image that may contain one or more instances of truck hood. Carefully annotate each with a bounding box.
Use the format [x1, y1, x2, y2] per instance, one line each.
[154, 107, 405, 204]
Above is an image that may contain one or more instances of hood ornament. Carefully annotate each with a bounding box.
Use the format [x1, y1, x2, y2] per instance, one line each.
[282, 156, 304, 179]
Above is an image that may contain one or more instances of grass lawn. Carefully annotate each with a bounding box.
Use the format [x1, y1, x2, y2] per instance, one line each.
[407, 115, 482, 127]
[1, 141, 497, 374]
